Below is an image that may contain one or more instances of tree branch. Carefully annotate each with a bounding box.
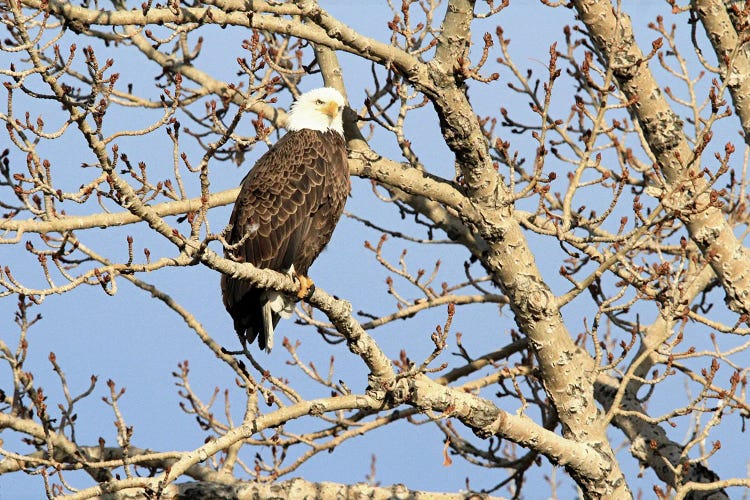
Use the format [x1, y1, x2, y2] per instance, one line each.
[572, 0, 750, 319]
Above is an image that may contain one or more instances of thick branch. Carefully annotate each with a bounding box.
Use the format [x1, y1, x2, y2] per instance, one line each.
[595, 374, 728, 500]
[410, 374, 609, 478]
[104, 478, 505, 500]
[694, 0, 750, 145]
[573, 0, 750, 319]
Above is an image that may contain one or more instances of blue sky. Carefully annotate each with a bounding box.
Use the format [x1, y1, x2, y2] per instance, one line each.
[1, 1, 748, 498]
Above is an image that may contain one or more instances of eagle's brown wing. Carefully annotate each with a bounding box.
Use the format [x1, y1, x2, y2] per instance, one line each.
[221, 129, 349, 351]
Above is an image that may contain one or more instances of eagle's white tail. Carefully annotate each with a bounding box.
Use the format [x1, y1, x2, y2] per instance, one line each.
[267, 291, 295, 319]
[261, 290, 294, 352]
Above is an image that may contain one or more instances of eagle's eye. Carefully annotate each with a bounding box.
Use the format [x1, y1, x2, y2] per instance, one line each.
[315, 99, 325, 105]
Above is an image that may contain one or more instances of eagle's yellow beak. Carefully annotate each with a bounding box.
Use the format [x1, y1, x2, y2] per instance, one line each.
[321, 101, 340, 118]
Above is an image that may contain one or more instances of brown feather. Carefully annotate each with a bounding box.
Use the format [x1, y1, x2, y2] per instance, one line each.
[221, 129, 349, 351]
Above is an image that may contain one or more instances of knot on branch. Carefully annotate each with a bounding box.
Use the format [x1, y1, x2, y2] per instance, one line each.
[514, 274, 555, 320]
[692, 224, 722, 250]
[610, 31, 640, 81]
[472, 410, 506, 439]
[723, 277, 750, 314]
[63, 18, 90, 35]
[365, 374, 409, 405]
[389, 377, 412, 405]
[476, 214, 508, 242]
[640, 110, 684, 155]
[347, 336, 368, 356]
[611, 54, 640, 81]
[365, 373, 392, 401]
[309, 402, 326, 416]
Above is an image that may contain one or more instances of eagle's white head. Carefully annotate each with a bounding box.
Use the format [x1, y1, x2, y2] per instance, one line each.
[287, 87, 345, 135]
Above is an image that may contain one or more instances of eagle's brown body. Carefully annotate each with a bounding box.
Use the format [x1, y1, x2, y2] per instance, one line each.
[221, 128, 349, 351]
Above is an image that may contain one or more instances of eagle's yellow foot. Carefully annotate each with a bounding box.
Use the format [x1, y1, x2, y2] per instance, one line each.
[296, 275, 315, 299]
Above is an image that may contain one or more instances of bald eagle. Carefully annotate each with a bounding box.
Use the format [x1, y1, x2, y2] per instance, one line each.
[221, 87, 349, 352]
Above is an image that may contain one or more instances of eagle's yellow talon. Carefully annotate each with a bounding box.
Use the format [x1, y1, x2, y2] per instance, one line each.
[296, 275, 314, 299]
